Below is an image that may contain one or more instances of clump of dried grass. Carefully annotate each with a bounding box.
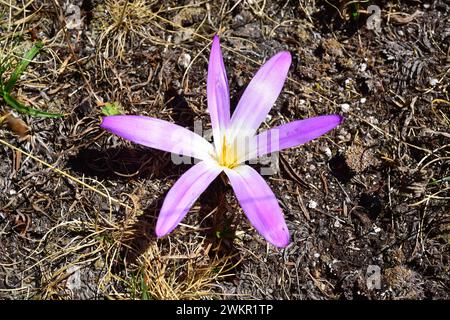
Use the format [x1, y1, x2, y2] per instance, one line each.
[129, 240, 239, 300]
[31, 194, 239, 300]
[94, 0, 162, 61]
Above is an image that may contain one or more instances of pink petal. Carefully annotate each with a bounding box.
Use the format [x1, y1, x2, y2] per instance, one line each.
[156, 161, 222, 237]
[101, 115, 214, 161]
[208, 35, 230, 151]
[224, 165, 290, 247]
[246, 115, 343, 160]
[230, 51, 291, 139]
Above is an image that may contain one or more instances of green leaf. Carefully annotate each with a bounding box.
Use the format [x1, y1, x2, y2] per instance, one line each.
[2, 92, 63, 118]
[101, 102, 122, 116]
[429, 176, 450, 185]
[140, 276, 151, 300]
[4, 41, 44, 93]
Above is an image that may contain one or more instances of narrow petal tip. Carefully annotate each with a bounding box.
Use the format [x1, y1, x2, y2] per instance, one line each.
[330, 114, 345, 129]
[271, 230, 290, 248]
[100, 115, 129, 131]
[99, 115, 113, 129]
[269, 51, 292, 72]
[155, 226, 168, 238]
[278, 51, 292, 64]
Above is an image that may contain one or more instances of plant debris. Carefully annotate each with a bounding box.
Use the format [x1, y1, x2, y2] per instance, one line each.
[0, 0, 448, 300]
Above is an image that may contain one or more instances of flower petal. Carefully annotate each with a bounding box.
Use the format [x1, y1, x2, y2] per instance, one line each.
[156, 161, 222, 237]
[224, 165, 290, 247]
[240, 115, 343, 162]
[208, 35, 230, 152]
[101, 115, 214, 161]
[230, 51, 291, 139]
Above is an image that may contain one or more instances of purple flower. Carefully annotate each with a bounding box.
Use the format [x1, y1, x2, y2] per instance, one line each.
[101, 36, 343, 248]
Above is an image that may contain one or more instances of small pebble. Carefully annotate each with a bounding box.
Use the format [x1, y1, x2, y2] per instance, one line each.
[360, 63, 367, 72]
[322, 146, 332, 158]
[177, 53, 191, 69]
[360, 98, 367, 104]
[429, 78, 439, 86]
[314, 253, 321, 258]
[368, 116, 379, 124]
[341, 103, 350, 112]
[307, 200, 318, 209]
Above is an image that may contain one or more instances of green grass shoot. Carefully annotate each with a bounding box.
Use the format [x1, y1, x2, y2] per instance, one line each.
[0, 42, 63, 118]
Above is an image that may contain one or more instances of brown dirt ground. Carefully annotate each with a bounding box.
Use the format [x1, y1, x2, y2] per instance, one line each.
[0, 0, 449, 299]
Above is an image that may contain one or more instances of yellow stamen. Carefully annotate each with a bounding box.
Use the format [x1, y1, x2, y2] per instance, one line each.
[218, 135, 238, 169]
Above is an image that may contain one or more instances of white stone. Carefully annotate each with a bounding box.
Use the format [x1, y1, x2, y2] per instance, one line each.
[360, 63, 367, 72]
[307, 200, 318, 209]
[368, 116, 379, 124]
[66, 266, 82, 291]
[322, 146, 332, 158]
[341, 103, 350, 112]
[429, 78, 439, 86]
[177, 53, 191, 69]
